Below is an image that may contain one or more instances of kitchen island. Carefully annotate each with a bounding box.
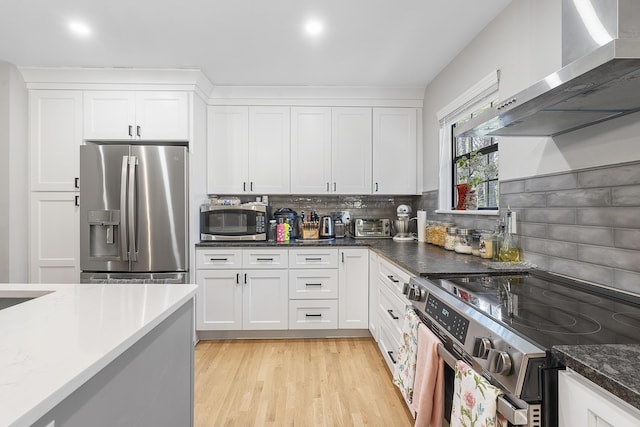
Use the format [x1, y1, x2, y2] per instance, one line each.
[0, 283, 197, 427]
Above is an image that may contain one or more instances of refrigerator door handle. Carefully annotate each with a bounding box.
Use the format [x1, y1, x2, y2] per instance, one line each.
[120, 156, 129, 261]
[128, 156, 138, 262]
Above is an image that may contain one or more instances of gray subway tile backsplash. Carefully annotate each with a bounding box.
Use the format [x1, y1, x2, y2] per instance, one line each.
[546, 188, 611, 207]
[419, 160, 640, 294]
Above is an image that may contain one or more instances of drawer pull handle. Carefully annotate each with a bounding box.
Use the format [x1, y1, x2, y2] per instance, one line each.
[305, 314, 322, 317]
[244, 273, 247, 284]
[387, 275, 399, 283]
[305, 257, 322, 261]
[256, 257, 274, 262]
[236, 273, 240, 284]
[210, 257, 228, 262]
[305, 283, 322, 286]
[387, 309, 399, 320]
[387, 351, 397, 364]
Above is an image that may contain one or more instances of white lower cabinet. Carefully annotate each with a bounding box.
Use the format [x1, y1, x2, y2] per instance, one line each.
[559, 368, 640, 427]
[195, 248, 288, 331]
[29, 192, 80, 283]
[288, 248, 339, 330]
[373, 256, 411, 373]
[368, 250, 380, 341]
[338, 248, 369, 329]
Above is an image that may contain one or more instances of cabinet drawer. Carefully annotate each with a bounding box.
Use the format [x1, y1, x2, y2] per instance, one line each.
[378, 321, 401, 372]
[243, 249, 289, 269]
[377, 281, 407, 337]
[196, 249, 243, 269]
[378, 257, 412, 295]
[289, 269, 338, 299]
[289, 300, 338, 329]
[288, 248, 338, 268]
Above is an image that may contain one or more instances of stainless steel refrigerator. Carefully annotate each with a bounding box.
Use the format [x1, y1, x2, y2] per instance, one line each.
[80, 142, 189, 283]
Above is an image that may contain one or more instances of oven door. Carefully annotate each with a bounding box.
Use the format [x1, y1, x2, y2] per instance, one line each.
[200, 207, 266, 241]
[436, 343, 530, 426]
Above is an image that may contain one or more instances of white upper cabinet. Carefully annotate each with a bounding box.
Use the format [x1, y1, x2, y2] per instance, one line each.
[207, 106, 249, 194]
[290, 107, 332, 194]
[373, 108, 417, 194]
[331, 107, 372, 195]
[207, 106, 290, 194]
[29, 90, 83, 192]
[83, 91, 189, 141]
[248, 106, 291, 194]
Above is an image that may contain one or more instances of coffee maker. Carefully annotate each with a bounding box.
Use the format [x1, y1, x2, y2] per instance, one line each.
[392, 204, 414, 242]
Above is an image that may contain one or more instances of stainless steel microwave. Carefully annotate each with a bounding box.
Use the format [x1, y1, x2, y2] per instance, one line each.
[200, 204, 267, 241]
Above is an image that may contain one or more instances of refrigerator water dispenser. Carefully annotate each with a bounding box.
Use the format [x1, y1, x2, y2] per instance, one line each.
[88, 210, 121, 258]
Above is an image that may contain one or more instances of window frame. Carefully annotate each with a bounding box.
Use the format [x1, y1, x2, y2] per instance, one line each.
[451, 133, 499, 210]
[436, 70, 501, 215]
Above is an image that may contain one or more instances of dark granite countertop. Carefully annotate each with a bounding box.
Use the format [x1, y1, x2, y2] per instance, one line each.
[553, 345, 640, 411]
[197, 238, 512, 277]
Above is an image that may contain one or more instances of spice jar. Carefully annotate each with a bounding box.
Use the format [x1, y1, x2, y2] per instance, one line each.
[444, 227, 457, 251]
[479, 230, 493, 259]
[471, 232, 482, 256]
[454, 228, 473, 254]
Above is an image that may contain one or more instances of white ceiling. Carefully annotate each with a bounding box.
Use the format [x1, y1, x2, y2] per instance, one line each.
[0, 0, 512, 87]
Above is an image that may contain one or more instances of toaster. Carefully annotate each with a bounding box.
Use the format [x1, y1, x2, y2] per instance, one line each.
[349, 218, 391, 238]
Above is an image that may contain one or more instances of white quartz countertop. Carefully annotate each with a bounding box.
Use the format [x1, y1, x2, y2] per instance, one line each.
[0, 283, 198, 427]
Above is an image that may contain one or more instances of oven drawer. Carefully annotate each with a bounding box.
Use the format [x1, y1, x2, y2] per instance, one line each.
[289, 269, 338, 299]
[378, 257, 412, 296]
[243, 249, 289, 269]
[288, 249, 338, 268]
[196, 249, 243, 269]
[378, 321, 401, 372]
[288, 300, 338, 329]
[377, 280, 407, 337]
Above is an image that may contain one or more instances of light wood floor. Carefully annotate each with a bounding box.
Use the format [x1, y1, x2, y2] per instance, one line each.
[194, 338, 415, 427]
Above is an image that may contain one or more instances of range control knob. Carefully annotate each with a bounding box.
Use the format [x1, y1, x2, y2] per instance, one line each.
[488, 349, 512, 376]
[472, 337, 492, 359]
[407, 285, 423, 301]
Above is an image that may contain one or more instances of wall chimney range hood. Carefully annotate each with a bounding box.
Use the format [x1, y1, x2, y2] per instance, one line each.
[454, 0, 640, 138]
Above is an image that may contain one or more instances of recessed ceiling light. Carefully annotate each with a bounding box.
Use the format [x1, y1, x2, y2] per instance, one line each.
[304, 19, 324, 37]
[68, 20, 92, 37]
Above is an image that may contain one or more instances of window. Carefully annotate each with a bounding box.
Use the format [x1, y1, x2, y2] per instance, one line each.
[452, 132, 499, 210]
[436, 71, 500, 213]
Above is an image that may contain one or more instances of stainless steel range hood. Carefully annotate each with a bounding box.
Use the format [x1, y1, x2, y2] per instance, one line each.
[455, 0, 640, 138]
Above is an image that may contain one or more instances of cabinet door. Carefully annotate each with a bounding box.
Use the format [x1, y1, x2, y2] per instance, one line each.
[559, 369, 640, 427]
[290, 107, 332, 194]
[83, 91, 136, 140]
[30, 90, 83, 191]
[373, 108, 417, 194]
[206, 106, 249, 194]
[243, 270, 288, 330]
[338, 248, 369, 329]
[368, 250, 379, 341]
[135, 92, 189, 141]
[331, 108, 372, 194]
[248, 106, 291, 194]
[29, 192, 79, 283]
[196, 269, 243, 330]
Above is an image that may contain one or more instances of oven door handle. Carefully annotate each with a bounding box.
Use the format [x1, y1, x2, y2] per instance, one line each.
[436, 344, 529, 426]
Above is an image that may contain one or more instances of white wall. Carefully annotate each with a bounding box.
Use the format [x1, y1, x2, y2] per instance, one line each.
[0, 61, 28, 282]
[422, 0, 640, 188]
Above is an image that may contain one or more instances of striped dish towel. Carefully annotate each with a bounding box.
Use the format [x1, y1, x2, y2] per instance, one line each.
[392, 306, 420, 403]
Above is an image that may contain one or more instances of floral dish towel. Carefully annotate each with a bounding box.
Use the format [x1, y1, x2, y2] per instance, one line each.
[451, 360, 507, 427]
[392, 306, 419, 403]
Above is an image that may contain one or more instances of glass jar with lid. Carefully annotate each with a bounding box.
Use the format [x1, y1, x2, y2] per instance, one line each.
[454, 228, 473, 254]
[425, 221, 434, 244]
[437, 222, 454, 247]
[479, 230, 494, 259]
[471, 232, 482, 256]
[444, 227, 457, 250]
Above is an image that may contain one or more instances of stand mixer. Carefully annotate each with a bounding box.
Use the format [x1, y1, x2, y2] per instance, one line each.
[392, 204, 414, 242]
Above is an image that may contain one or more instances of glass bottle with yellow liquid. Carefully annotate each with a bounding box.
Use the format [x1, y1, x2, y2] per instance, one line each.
[499, 211, 520, 262]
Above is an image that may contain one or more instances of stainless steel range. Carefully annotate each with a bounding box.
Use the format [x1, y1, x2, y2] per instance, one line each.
[408, 270, 640, 427]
